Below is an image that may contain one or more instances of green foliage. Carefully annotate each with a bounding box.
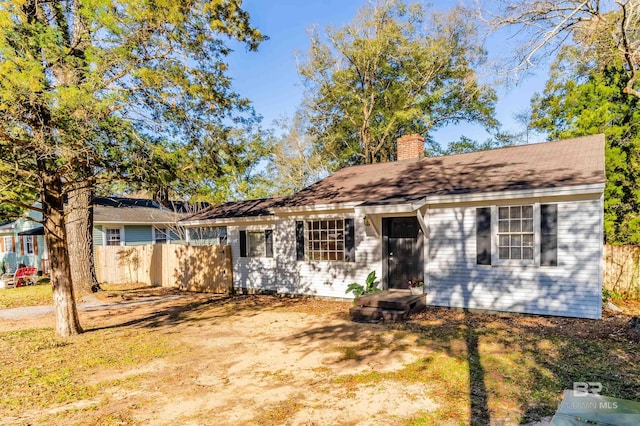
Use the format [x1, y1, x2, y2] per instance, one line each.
[602, 288, 623, 302]
[437, 133, 520, 156]
[530, 48, 640, 244]
[0, 0, 267, 207]
[345, 270, 381, 297]
[298, 0, 497, 170]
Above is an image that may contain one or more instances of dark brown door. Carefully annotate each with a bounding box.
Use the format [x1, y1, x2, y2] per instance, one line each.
[383, 217, 424, 289]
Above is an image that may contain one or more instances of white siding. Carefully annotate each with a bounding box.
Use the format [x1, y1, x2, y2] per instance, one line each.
[426, 197, 603, 319]
[275, 213, 381, 299]
[229, 224, 277, 291]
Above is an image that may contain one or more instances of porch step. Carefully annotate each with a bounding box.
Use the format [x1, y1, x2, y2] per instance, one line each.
[349, 306, 409, 322]
[354, 291, 424, 311]
[350, 290, 426, 322]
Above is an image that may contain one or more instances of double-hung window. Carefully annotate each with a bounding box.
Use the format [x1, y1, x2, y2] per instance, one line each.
[497, 206, 534, 260]
[24, 236, 34, 255]
[105, 228, 122, 246]
[2, 236, 12, 253]
[477, 204, 557, 266]
[154, 228, 169, 244]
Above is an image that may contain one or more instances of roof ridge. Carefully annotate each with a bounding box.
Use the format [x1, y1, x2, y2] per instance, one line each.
[327, 134, 605, 172]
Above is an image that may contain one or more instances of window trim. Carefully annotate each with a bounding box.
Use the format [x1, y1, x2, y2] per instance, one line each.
[490, 204, 541, 267]
[240, 229, 273, 258]
[247, 230, 266, 257]
[104, 226, 125, 246]
[2, 236, 13, 253]
[153, 227, 169, 245]
[186, 226, 227, 245]
[305, 218, 345, 262]
[24, 235, 34, 255]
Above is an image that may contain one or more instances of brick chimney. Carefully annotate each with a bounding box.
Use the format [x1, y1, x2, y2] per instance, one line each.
[396, 134, 425, 161]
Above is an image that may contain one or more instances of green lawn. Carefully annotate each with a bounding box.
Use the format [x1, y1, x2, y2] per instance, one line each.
[0, 282, 52, 309]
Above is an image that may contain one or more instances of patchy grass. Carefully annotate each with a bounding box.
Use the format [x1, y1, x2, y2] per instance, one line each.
[1, 292, 639, 425]
[0, 326, 181, 418]
[0, 283, 52, 309]
[326, 308, 640, 425]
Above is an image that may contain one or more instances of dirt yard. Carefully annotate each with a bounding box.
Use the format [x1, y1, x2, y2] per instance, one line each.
[1, 287, 639, 425]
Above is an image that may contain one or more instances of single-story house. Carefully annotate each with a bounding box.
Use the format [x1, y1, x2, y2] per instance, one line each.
[0, 197, 210, 273]
[92, 197, 222, 246]
[182, 134, 605, 319]
[92, 197, 182, 246]
[0, 208, 47, 273]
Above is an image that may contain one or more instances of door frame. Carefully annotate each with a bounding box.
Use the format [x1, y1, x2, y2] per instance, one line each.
[381, 216, 424, 290]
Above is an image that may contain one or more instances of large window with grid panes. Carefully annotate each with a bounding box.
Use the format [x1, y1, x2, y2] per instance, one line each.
[306, 219, 345, 261]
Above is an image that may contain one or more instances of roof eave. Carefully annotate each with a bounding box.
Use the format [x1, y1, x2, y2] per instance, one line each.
[424, 183, 605, 205]
[270, 202, 361, 214]
[180, 215, 275, 226]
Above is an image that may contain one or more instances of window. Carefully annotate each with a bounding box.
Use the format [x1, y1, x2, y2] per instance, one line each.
[476, 204, 558, 266]
[248, 232, 265, 257]
[295, 218, 355, 262]
[497, 205, 534, 260]
[1, 236, 12, 253]
[24, 236, 34, 255]
[188, 226, 227, 245]
[240, 230, 273, 258]
[307, 219, 345, 261]
[154, 228, 168, 244]
[105, 228, 122, 246]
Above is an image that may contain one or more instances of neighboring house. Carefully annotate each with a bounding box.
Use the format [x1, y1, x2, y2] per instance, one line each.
[92, 197, 184, 246]
[182, 134, 605, 319]
[92, 197, 221, 246]
[0, 209, 47, 273]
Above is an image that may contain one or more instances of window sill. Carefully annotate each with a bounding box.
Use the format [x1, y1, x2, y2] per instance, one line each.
[492, 260, 535, 267]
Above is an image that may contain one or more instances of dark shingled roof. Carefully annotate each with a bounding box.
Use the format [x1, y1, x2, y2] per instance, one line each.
[185, 197, 286, 221]
[93, 197, 178, 224]
[280, 134, 606, 207]
[179, 135, 605, 221]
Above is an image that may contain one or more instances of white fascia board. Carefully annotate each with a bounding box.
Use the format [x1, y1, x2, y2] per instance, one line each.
[180, 216, 275, 227]
[357, 199, 427, 215]
[424, 183, 605, 205]
[270, 202, 360, 214]
[94, 221, 176, 225]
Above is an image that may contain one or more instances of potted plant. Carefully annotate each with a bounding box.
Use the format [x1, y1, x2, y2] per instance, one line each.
[408, 277, 424, 295]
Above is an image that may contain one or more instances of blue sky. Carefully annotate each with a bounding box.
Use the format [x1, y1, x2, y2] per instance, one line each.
[226, 0, 549, 145]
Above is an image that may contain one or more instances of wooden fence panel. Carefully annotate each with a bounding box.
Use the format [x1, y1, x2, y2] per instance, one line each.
[95, 244, 233, 293]
[603, 245, 640, 299]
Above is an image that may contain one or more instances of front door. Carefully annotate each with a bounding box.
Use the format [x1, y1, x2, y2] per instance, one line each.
[383, 217, 424, 289]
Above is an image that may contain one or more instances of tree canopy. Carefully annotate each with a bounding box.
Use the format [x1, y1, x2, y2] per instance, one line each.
[0, 0, 265, 336]
[530, 48, 640, 244]
[484, 1, 640, 99]
[298, 0, 497, 170]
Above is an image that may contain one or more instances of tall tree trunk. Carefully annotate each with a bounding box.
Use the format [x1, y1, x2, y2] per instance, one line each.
[42, 173, 83, 337]
[66, 180, 100, 297]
